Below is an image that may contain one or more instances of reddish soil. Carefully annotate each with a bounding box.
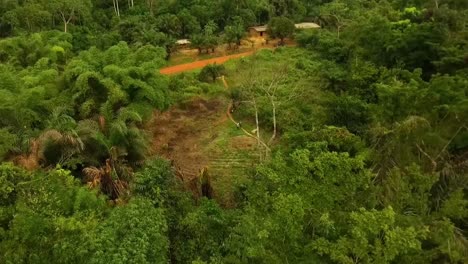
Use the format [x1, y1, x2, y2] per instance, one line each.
[159, 51, 254, 75]
[148, 98, 226, 181]
[159, 39, 296, 75]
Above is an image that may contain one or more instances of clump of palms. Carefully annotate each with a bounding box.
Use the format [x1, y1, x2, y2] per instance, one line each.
[8, 43, 170, 200]
[80, 107, 149, 199]
[14, 109, 84, 170]
[83, 147, 133, 200]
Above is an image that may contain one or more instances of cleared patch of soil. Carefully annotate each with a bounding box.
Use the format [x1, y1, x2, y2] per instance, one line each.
[148, 96, 260, 206]
[230, 136, 257, 150]
[149, 97, 226, 181]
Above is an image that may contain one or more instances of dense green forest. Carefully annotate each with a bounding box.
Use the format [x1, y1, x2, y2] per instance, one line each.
[0, 0, 467, 263]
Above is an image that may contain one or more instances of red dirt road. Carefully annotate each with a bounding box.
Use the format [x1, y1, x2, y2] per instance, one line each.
[160, 51, 254, 75]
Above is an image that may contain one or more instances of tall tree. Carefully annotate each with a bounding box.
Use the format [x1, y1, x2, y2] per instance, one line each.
[319, 1, 350, 38]
[112, 0, 120, 17]
[48, 0, 91, 33]
[267, 16, 295, 45]
[224, 16, 246, 48]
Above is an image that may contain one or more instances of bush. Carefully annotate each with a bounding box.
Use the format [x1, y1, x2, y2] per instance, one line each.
[198, 64, 226, 83]
[327, 96, 373, 134]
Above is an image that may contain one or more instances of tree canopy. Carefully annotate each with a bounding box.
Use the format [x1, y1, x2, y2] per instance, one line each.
[0, 0, 468, 263]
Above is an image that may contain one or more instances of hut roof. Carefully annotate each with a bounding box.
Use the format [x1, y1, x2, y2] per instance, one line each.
[250, 25, 268, 32]
[295, 23, 321, 29]
[176, 39, 191, 45]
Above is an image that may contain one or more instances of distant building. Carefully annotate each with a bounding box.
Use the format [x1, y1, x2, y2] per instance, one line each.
[295, 23, 321, 29]
[249, 23, 320, 39]
[176, 39, 191, 48]
[249, 25, 268, 38]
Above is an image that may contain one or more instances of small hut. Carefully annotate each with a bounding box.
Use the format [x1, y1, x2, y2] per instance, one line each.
[175, 39, 191, 49]
[249, 25, 268, 38]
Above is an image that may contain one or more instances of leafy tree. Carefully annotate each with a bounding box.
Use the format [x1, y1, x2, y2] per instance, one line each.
[0, 129, 17, 160]
[227, 143, 374, 262]
[319, 0, 351, 38]
[267, 16, 295, 45]
[203, 20, 220, 52]
[0, 165, 106, 263]
[177, 9, 201, 38]
[269, 0, 306, 20]
[327, 95, 373, 134]
[171, 199, 231, 263]
[199, 64, 226, 83]
[190, 20, 219, 54]
[4, 3, 51, 33]
[224, 16, 246, 48]
[156, 13, 182, 37]
[48, 0, 92, 33]
[312, 207, 427, 264]
[91, 198, 169, 264]
[132, 158, 173, 206]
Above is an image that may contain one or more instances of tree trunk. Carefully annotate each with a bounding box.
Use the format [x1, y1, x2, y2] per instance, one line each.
[252, 100, 263, 160]
[116, 0, 120, 17]
[60, 12, 67, 33]
[60, 9, 74, 33]
[147, 0, 155, 15]
[268, 100, 277, 145]
[113, 0, 120, 17]
[200, 168, 213, 199]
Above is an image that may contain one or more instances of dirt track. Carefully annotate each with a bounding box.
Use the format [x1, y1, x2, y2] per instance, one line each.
[159, 51, 254, 75]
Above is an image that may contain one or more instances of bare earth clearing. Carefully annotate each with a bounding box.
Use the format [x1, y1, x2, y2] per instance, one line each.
[148, 97, 257, 206]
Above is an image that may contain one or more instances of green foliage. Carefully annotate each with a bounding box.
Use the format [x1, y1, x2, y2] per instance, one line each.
[172, 198, 231, 263]
[190, 20, 220, 54]
[312, 207, 427, 264]
[267, 16, 295, 44]
[328, 96, 373, 134]
[224, 16, 246, 48]
[0, 165, 107, 263]
[132, 159, 173, 207]
[92, 198, 169, 264]
[3, 3, 51, 33]
[0, 1, 468, 263]
[0, 129, 17, 160]
[199, 64, 226, 83]
[47, 0, 92, 33]
[319, 0, 352, 37]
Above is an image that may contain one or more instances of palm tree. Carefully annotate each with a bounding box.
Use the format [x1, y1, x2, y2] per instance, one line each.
[83, 147, 133, 200]
[15, 109, 84, 169]
[82, 108, 148, 199]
